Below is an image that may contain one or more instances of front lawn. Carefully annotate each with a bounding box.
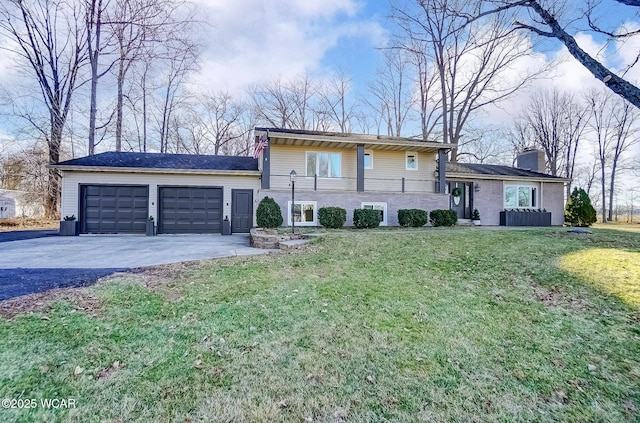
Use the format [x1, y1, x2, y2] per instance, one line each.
[1, 227, 639, 422]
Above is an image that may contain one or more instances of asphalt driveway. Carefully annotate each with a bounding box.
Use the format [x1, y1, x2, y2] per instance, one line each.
[0, 232, 272, 300]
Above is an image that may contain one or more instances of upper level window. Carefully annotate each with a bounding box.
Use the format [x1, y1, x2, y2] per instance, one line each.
[504, 184, 538, 208]
[306, 152, 341, 178]
[364, 150, 373, 169]
[406, 152, 418, 170]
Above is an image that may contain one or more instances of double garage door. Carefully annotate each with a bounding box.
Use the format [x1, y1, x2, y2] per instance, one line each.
[80, 185, 225, 234]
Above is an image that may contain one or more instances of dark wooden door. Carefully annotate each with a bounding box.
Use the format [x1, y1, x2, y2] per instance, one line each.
[231, 189, 253, 233]
[449, 182, 472, 219]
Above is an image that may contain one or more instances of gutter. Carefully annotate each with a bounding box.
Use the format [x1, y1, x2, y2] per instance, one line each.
[47, 164, 261, 177]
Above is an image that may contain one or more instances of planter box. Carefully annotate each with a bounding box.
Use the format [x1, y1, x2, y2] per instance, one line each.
[222, 220, 231, 235]
[146, 221, 156, 236]
[500, 210, 551, 226]
[59, 221, 78, 236]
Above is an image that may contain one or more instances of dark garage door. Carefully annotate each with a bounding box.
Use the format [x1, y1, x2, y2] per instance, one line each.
[159, 187, 223, 234]
[81, 185, 149, 234]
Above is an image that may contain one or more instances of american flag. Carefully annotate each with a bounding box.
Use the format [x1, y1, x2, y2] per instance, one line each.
[253, 133, 269, 158]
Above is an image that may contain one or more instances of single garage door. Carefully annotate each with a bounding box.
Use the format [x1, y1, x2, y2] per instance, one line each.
[159, 187, 223, 234]
[81, 185, 149, 234]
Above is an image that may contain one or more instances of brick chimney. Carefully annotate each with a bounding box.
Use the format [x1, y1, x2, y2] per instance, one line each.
[516, 149, 546, 173]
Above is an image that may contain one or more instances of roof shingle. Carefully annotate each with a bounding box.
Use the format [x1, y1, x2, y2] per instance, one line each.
[446, 162, 564, 179]
[55, 152, 259, 171]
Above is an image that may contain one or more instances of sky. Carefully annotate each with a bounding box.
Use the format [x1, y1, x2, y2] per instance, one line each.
[0, 0, 638, 189]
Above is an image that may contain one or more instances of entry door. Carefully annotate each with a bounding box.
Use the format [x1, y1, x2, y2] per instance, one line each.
[449, 182, 472, 219]
[231, 189, 253, 233]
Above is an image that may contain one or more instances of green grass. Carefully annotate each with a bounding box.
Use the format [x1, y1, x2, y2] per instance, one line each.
[1, 227, 639, 422]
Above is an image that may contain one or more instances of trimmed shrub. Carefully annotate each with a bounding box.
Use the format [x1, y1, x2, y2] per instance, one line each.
[256, 196, 283, 228]
[565, 188, 597, 227]
[398, 209, 428, 227]
[472, 208, 481, 221]
[429, 209, 458, 227]
[353, 208, 381, 229]
[318, 207, 346, 229]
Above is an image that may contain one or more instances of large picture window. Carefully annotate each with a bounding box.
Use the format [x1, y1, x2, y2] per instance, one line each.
[287, 201, 317, 226]
[504, 184, 538, 209]
[306, 152, 341, 178]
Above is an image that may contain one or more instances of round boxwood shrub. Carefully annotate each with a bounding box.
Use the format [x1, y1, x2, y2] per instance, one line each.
[429, 209, 458, 227]
[318, 207, 346, 228]
[353, 208, 381, 229]
[398, 209, 428, 227]
[565, 188, 597, 227]
[256, 196, 283, 228]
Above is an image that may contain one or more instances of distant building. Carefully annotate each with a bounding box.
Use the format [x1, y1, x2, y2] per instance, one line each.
[0, 189, 45, 219]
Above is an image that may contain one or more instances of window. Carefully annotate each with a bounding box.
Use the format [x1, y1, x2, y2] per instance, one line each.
[406, 152, 418, 170]
[287, 201, 317, 226]
[364, 150, 373, 169]
[504, 184, 538, 209]
[361, 202, 387, 226]
[306, 152, 341, 177]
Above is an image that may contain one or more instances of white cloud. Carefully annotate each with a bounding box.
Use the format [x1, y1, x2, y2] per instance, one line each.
[188, 0, 385, 96]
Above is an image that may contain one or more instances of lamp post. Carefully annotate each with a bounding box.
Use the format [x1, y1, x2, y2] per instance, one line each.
[290, 169, 297, 234]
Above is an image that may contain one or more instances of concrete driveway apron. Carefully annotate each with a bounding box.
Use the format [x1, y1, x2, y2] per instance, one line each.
[0, 233, 270, 300]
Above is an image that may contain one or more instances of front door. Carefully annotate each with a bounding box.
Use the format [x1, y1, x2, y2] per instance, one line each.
[449, 182, 472, 219]
[231, 189, 253, 233]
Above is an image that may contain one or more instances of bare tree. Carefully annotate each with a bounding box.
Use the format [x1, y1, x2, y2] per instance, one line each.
[155, 37, 200, 153]
[0, 0, 88, 217]
[365, 49, 415, 137]
[194, 91, 245, 155]
[595, 94, 640, 221]
[466, 0, 640, 108]
[250, 74, 324, 131]
[107, 0, 191, 151]
[393, 0, 545, 159]
[511, 88, 588, 196]
[585, 90, 638, 222]
[318, 70, 358, 133]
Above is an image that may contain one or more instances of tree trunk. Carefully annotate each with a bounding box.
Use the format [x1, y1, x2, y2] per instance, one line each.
[116, 57, 125, 152]
[608, 161, 618, 221]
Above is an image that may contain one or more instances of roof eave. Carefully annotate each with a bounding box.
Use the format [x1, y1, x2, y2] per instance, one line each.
[49, 164, 261, 176]
[446, 172, 571, 183]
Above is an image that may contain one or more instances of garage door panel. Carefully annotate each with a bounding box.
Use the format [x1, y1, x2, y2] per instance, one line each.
[159, 187, 222, 234]
[81, 185, 148, 234]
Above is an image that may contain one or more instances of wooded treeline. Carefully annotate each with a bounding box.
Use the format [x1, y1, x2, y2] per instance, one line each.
[0, 0, 638, 221]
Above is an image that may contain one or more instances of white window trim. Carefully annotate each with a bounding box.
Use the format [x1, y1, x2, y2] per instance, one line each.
[305, 151, 342, 178]
[287, 201, 318, 226]
[364, 150, 373, 169]
[406, 151, 418, 171]
[361, 202, 388, 226]
[504, 183, 538, 209]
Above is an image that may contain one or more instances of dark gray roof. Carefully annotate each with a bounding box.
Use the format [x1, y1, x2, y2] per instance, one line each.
[446, 162, 565, 179]
[56, 152, 259, 171]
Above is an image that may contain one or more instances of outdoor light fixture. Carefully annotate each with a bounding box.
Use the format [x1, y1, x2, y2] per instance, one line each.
[474, 183, 481, 193]
[290, 169, 297, 234]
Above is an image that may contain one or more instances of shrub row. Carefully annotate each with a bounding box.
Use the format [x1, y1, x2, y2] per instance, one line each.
[257, 198, 458, 229]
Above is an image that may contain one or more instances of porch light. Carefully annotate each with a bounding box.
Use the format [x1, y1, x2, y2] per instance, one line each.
[290, 169, 297, 182]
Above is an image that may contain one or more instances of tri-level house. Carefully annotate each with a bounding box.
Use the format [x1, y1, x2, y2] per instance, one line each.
[52, 128, 568, 234]
[255, 127, 450, 227]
